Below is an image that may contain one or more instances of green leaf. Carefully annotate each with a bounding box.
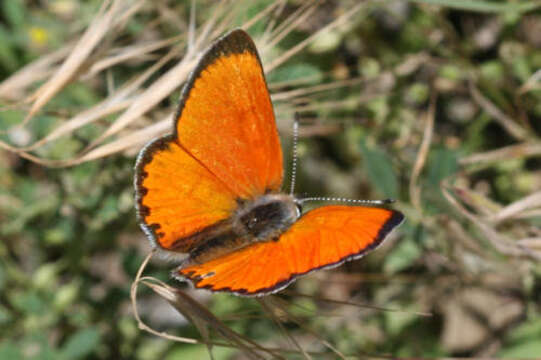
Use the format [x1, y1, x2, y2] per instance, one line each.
[0, 305, 12, 325]
[499, 318, 541, 357]
[24, 334, 58, 360]
[0, 342, 22, 360]
[499, 340, 541, 358]
[427, 148, 458, 188]
[384, 223, 424, 273]
[507, 318, 541, 342]
[384, 306, 419, 336]
[0, 107, 24, 132]
[10, 291, 46, 315]
[0, 262, 5, 291]
[384, 237, 422, 274]
[359, 141, 399, 199]
[165, 345, 212, 360]
[59, 328, 100, 360]
[0, 26, 19, 71]
[267, 63, 323, 84]
[1, 0, 25, 28]
[409, 0, 541, 13]
[422, 147, 459, 213]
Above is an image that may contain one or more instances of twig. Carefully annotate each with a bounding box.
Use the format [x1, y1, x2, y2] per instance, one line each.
[469, 81, 528, 141]
[130, 249, 199, 344]
[409, 92, 436, 213]
[460, 142, 541, 166]
[491, 191, 541, 223]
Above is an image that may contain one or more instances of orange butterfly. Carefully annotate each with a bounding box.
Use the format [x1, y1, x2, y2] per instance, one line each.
[134, 29, 404, 296]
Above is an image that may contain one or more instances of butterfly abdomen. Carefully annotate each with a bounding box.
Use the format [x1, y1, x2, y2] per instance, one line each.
[182, 194, 300, 266]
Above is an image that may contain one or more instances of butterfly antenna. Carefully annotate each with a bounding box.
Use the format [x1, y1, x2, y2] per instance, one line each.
[299, 197, 395, 206]
[289, 114, 300, 195]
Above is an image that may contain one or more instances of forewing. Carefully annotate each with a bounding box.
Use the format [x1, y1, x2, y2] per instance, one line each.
[175, 29, 283, 199]
[176, 206, 404, 296]
[135, 29, 283, 252]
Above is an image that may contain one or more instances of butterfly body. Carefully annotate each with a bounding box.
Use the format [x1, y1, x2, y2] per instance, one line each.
[180, 194, 300, 266]
[135, 29, 404, 296]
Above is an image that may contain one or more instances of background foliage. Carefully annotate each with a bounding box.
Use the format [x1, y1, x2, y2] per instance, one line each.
[1, 0, 540, 359]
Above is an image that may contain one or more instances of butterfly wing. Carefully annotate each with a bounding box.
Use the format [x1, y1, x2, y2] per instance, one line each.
[135, 135, 237, 251]
[176, 206, 405, 296]
[135, 30, 283, 252]
[175, 29, 283, 199]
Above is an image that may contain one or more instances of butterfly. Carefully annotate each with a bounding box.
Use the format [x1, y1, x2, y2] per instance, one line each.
[134, 29, 404, 296]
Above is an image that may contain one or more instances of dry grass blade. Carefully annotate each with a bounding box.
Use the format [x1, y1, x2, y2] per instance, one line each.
[22, 98, 134, 152]
[240, 0, 285, 33]
[268, 73, 323, 90]
[395, 52, 431, 76]
[257, 298, 312, 360]
[165, 289, 285, 360]
[25, 0, 143, 123]
[441, 181, 541, 261]
[519, 68, 541, 94]
[85, 35, 183, 77]
[449, 186, 502, 218]
[518, 238, 541, 249]
[491, 191, 541, 223]
[131, 251, 280, 359]
[88, 0, 304, 152]
[21, 44, 181, 153]
[409, 93, 436, 213]
[135, 285, 286, 359]
[0, 45, 73, 102]
[282, 291, 433, 317]
[262, 0, 288, 40]
[297, 122, 342, 137]
[271, 77, 365, 102]
[0, 138, 24, 153]
[192, 1, 230, 51]
[469, 81, 529, 141]
[130, 250, 198, 344]
[88, 0, 276, 151]
[266, 1, 366, 72]
[258, 297, 348, 359]
[261, 1, 318, 52]
[412, 0, 541, 13]
[446, 219, 486, 255]
[71, 117, 170, 165]
[515, 209, 541, 219]
[0, 0, 375, 168]
[130, 241, 284, 359]
[0, 139, 66, 166]
[291, 94, 382, 113]
[88, 55, 195, 149]
[142, 280, 219, 357]
[459, 142, 541, 166]
[0, 117, 169, 167]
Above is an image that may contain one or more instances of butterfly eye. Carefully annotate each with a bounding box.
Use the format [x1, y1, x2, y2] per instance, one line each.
[248, 217, 258, 229]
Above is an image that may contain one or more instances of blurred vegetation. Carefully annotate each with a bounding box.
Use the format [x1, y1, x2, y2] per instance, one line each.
[1, 0, 540, 359]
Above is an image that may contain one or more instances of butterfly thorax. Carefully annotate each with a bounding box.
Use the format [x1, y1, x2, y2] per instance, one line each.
[182, 194, 300, 266]
[235, 194, 300, 240]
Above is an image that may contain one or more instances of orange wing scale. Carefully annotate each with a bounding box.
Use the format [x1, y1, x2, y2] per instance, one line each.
[135, 136, 237, 251]
[135, 30, 283, 252]
[176, 31, 283, 199]
[176, 206, 404, 296]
